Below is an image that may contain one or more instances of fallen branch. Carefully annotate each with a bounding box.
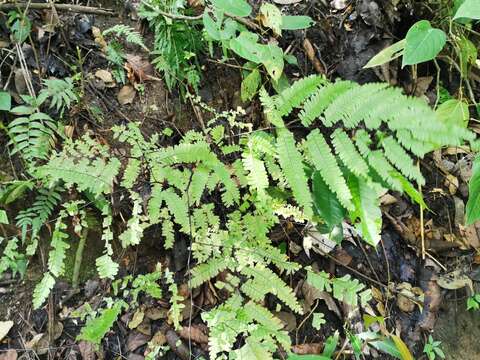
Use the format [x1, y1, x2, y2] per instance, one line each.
[0, 3, 116, 16]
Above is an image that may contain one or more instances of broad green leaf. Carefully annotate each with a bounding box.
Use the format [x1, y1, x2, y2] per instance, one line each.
[0, 91, 11, 111]
[281, 16, 314, 30]
[312, 171, 346, 232]
[391, 335, 414, 360]
[347, 175, 382, 246]
[322, 331, 339, 357]
[466, 155, 480, 225]
[363, 39, 405, 68]
[370, 338, 402, 359]
[203, 12, 221, 40]
[391, 171, 428, 209]
[77, 301, 124, 345]
[259, 3, 283, 36]
[262, 43, 284, 81]
[0, 181, 33, 205]
[0, 210, 8, 224]
[211, 0, 252, 17]
[241, 69, 261, 102]
[11, 17, 31, 43]
[436, 99, 469, 127]
[454, 0, 480, 20]
[402, 21, 446, 67]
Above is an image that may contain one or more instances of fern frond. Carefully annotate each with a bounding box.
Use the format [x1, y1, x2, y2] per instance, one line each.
[162, 189, 189, 232]
[381, 136, 425, 185]
[96, 254, 119, 280]
[40, 77, 77, 114]
[47, 215, 69, 277]
[190, 165, 210, 206]
[190, 257, 229, 288]
[103, 24, 149, 51]
[331, 129, 369, 178]
[212, 163, 240, 207]
[121, 158, 141, 189]
[242, 151, 269, 198]
[260, 87, 284, 127]
[33, 272, 55, 309]
[276, 129, 313, 218]
[299, 80, 355, 127]
[241, 264, 303, 314]
[306, 130, 353, 211]
[367, 151, 402, 191]
[275, 75, 325, 116]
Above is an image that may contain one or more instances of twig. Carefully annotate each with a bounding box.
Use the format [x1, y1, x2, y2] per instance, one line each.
[302, 38, 325, 74]
[0, 3, 116, 15]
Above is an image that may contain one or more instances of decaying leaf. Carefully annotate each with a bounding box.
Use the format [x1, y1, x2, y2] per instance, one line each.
[117, 85, 136, 105]
[179, 324, 209, 344]
[125, 54, 154, 82]
[437, 270, 473, 290]
[128, 309, 145, 329]
[291, 343, 323, 355]
[0, 350, 17, 360]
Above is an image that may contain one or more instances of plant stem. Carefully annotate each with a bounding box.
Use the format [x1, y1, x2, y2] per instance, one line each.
[72, 228, 88, 289]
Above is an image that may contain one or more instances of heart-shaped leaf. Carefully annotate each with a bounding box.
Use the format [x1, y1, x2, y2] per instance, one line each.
[402, 20, 446, 67]
[211, 0, 252, 17]
[454, 0, 480, 20]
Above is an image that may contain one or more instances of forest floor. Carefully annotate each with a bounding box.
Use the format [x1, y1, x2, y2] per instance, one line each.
[1, 0, 480, 359]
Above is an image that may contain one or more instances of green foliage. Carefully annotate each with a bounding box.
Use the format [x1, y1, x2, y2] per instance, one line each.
[454, 0, 480, 20]
[467, 293, 480, 311]
[0, 91, 12, 111]
[0, 237, 27, 278]
[402, 20, 447, 67]
[423, 336, 445, 360]
[103, 24, 148, 51]
[40, 77, 78, 115]
[264, 75, 473, 245]
[77, 300, 126, 346]
[7, 11, 31, 43]
[466, 155, 480, 225]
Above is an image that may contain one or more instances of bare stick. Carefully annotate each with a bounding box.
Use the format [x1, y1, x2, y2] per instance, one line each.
[0, 3, 116, 16]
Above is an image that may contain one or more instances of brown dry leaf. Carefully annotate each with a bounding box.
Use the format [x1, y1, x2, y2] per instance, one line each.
[302, 39, 325, 74]
[118, 85, 136, 105]
[444, 174, 459, 195]
[459, 223, 480, 249]
[25, 333, 43, 349]
[437, 270, 473, 290]
[151, 331, 167, 346]
[95, 69, 115, 87]
[412, 76, 433, 97]
[0, 350, 17, 360]
[291, 343, 323, 355]
[444, 146, 468, 155]
[137, 319, 152, 336]
[91, 26, 107, 52]
[333, 248, 352, 266]
[127, 331, 150, 352]
[274, 0, 303, 4]
[78, 340, 96, 360]
[129, 309, 145, 329]
[125, 54, 154, 82]
[145, 307, 168, 320]
[179, 324, 209, 344]
[188, 0, 204, 7]
[380, 193, 397, 205]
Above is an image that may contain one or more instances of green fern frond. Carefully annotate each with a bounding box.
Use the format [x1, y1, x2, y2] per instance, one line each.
[40, 77, 77, 114]
[190, 165, 210, 206]
[274, 75, 325, 116]
[162, 189, 189, 232]
[299, 80, 355, 127]
[96, 254, 119, 280]
[381, 136, 425, 185]
[367, 151, 402, 191]
[121, 158, 141, 189]
[47, 215, 69, 277]
[190, 257, 229, 288]
[276, 129, 313, 218]
[103, 24, 149, 51]
[306, 130, 353, 211]
[33, 272, 55, 309]
[242, 151, 269, 198]
[331, 129, 369, 178]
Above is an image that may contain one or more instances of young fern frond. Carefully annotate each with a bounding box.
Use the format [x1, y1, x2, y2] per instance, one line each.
[331, 129, 369, 179]
[103, 24, 149, 51]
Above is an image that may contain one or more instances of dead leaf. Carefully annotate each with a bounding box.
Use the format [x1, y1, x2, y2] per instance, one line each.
[137, 319, 152, 336]
[78, 340, 96, 360]
[95, 69, 115, 86]
[459, 222, 480, 249]
[118, 85, 136, 105]
[129, 309, 145, 329]
[125, 54, 154, 82]
[412, 76, 433, 97]
[150, 331, 167, 346]
[0, 321, 14, 341]
[25, 333, 43, 349]
[179, 324, 209, 344]
[380, 193, 398, 205]
[444, 174, 459, 195]
[437, 270, 473, 290]
[302, 280, 342, 318]
[291, 343, 323, 355]
[333, 248, 352, 266]
[0, 350, 17, 360]
[303, 38, 325, 74]
[91, 26, 107, 52]
[274, 312, 297, 332]
[127, 331, 150, 352]
[274, 0, 303, 4]
[145, 307, 168, 320]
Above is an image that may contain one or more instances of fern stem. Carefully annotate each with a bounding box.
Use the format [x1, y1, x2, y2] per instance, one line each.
[72, 228, 88, 289]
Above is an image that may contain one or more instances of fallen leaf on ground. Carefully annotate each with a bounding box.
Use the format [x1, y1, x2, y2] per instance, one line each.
[275, 311, 297, 332]
[150, 331, 167, 346]
[0, 321, 13, 341]
[125, 54, 154, 82]
[145, 307, 168, 320]
[129, 309, 145, 329]
[437, 270, 473, 290]
[179, 324, 209, 344]
[118, 85, 136, 105]
[127, 331, 150, 352]
[78, 340, 96, 360]
[291, 343, 323, 354]
[444, 174, 459, 195]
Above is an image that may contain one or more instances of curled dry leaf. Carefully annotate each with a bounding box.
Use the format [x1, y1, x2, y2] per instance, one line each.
[274, 311, 297, 332]
[179, 324, 209, 344]
[444, 174, 459, 195]
[436, 270, 473, 290]
[291, 343, 323, 355]
[418, 268, 442, 331]
[128, 309, 145, 329]
[0, 349, 17, 360]
[125, 54, 154, 83]
[118, 85, 136, 105]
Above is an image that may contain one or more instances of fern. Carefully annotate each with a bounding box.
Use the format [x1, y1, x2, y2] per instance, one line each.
[276, 129, 313, 218]
[47, 215, 69, 277]
[40, 77, 77, 115]
[190, 257, 230, 288]
[103, 24, 149, 51]
[165, 269, 185, 331]
[33, 272, 55, 309]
